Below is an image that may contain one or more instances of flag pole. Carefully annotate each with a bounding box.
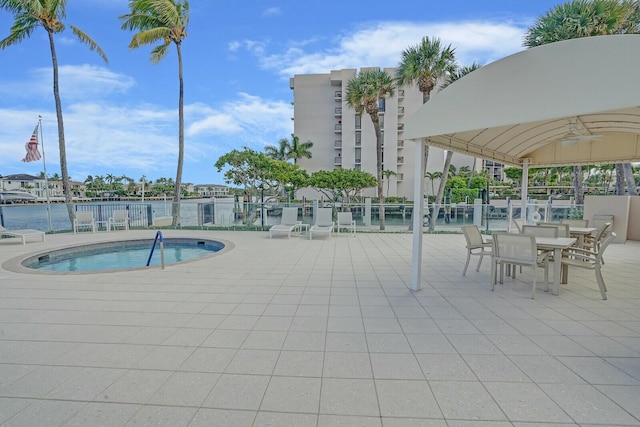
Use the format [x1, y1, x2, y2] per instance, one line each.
[38, 116, 53, 232]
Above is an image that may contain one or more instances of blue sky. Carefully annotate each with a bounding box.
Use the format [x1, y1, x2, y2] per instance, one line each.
[0, 0, 560, 186]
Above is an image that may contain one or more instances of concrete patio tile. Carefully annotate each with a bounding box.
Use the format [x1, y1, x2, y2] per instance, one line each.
[0, 399, 84, 427]
[259, 376, 321, 413]
[327, 316, 365, 332]
[203, 373, 269, 410]
[97, 369, 172, 404]
[147, 371, 220, 406]
[606, 357, 640, 381]
[124, 406, 199, 426]
[462, 354, 530, 382]
[241, 330, 287, 350]
[568, 335, 640, 357]
[162, 327, 211, 346]
[375, 379, 442, 418]
[326, 332, 368, 352]
[253, 315, 293, 331]
[179, 347, 236, 372]
[415, 354, 476, 381]
[320, 378, 380, 416]
[484, 382, 573, 423]
[225, 349, 280, 375]
[595, 385, 640, 420]
[0, 365, 79, 398]
[527, 335, 595, 356]
[46, 367, 126, 401]
[0, 397, 33, 424]
[540, 383, 640, 425]
[290, 316, 328, 332]
[397, 318, 440, 334]
[273, 351, 324, 377]
[131, 345, 195, 370]
[255, 411, 317, 426]
[363, 317, 403, 333]
[557, 356, 640, 385]
[323, 351, 373, 379]
[430, 380, 507, 421]
[508, 355, 587, 384]
[318, 414, 381, 426]
[446, 334, 501, 355]
[366, 333, 412, 353]
[64, 402, 139, 426]
[370, 353, 424, 380]
[381, 418, 447, 427]
[405, 334, 456, 354]
[283, 331, 326, 351]
[200, 329, 249, 348]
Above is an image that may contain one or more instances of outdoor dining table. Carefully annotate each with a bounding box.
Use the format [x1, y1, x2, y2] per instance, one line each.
[569, 226, 597, 248]
[535, 236, 577, 296]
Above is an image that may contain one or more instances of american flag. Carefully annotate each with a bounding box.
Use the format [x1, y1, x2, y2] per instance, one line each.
[22, 125, 42, 163]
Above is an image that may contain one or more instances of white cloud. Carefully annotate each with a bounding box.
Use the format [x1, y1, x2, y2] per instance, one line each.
[0, 64, 135, 100]
[263, 7, 281, 17]
[241, 20, 528, 77]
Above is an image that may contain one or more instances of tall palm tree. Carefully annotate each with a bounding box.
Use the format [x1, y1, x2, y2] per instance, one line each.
[429, 62, 481, 231]
[265, 138, 290, 161]
[346, 69, 395, 230]
[287, 134, 313, 164]
[382, 169, 397, 198]
[524, 0, 640, 203]
[120, 0, 189, 226]
[396, 36, 456, 230]
[0, 0, 108, 222]
[424, 171, 441, 197]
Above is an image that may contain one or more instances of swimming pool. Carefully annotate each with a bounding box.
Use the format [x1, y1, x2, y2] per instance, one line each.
[21, 238, 225, 272]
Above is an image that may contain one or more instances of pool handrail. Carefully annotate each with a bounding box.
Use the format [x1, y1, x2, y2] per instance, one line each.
[147, 230, 165, 269]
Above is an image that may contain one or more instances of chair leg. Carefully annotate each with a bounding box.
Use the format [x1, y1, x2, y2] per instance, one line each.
[531, 268, 537, 299]
[491, 261, 497, 290]
[595, 265, 608, 300]
[462, 253, 471, 276]
[475, 255, 483, 272]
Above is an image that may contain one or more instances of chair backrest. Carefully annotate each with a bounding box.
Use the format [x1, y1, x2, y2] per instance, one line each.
[112, 210, 128, 221]
[315, 208, 333, 226]
[522, 224, 558, 238]
[538, 223, 569, 237]
[76, 210, 94, 223]
[561, 219, 588, 227]
[513, 218, 524, 233]
[461, 225, 484, 248]
[593, 222, 611, 241]
[493, 232, 537, 264]
[337, 211, 353, 225]
[596, 232, 616, 261]
[280, 207, 299, 226]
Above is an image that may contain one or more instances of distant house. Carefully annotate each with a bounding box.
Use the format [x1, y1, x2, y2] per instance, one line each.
[194, 184, 229, 198]
[0, 174, 52, 198]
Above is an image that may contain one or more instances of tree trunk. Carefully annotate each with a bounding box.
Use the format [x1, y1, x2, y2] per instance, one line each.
[572, 165, 584, 205]
[172, 42, 185, 226]
[615, 163, 625, 195]
[370, 112, 385, 230]
[623, 162, 637, 195]
[408, 143, 429, 232]
[47, 31, 75, 224]
[429, 150, 453, 232]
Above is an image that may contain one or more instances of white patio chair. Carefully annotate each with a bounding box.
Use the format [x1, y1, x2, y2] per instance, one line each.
[561, 219, 589, 227]
[491, 232, 549, 299]
[537, 223, 570, 237]
[108, 210, 130, 232]
[461, 225, 492, 276]
[336, 211, 356, 236]
[561, 232, 616, 300]
[309, 208, 334, 240]
[583, 222, 611, 263]
[269, 207, 300, 239]
[0, 225, 45, 245]
[73, 210, 96, 233]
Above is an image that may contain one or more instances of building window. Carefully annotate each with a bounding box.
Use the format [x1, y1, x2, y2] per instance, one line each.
[378, 98, 385, 112]
[355, 115, 361, 130]
[355, 132, 361, 146]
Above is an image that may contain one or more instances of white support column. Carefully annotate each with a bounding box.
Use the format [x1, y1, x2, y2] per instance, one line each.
[520, 159, 530, 222]
[411, 139, 426, 292]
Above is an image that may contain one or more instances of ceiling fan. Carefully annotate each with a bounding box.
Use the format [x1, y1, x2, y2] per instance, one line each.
[559, 119, 603, 144]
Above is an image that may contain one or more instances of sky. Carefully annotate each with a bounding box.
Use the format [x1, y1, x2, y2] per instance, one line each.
[0, 0, 561, 186]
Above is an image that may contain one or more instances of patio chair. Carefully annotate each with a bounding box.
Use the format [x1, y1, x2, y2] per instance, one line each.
[513, 218, 524, 233]
[108, 210, 129, 232]
[522, 225, 557, 238]
[336, 211, 356, 236]
[561, 232, 616, 300]
[309, 208, 334, 240]
[537, 223, 570, 237]
[491, 232, 549, 299]
[73, 210, 96, 233]
[269, 207, 300, 239]
[583, 222, 611, 263]
[461, 225, 492, 276]
[0, 224, 45, 245]
[561, 219, 589, 227]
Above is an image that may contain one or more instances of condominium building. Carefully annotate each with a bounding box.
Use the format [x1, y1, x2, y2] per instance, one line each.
[289, 68, 478, 201]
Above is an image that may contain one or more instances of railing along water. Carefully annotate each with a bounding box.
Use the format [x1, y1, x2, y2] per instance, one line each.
[146, 231, 165, 269]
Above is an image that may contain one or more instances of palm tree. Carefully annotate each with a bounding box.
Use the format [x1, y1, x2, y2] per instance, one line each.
[287, 135, 313, 164]
[0, 0, 108, 222]
[265, 138, 290, 161]
[424, 171, 441, 197]
[524, 0, 640, 203]
[396, 36, 456, 229]
[120, 0, 189, 226]
[346, 69, 395, 230]
[429, 63, 481, 231]
[382, 169, 397, 198]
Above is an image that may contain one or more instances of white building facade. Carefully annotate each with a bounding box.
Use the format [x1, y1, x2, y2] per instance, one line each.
[289, 68, 481, 201]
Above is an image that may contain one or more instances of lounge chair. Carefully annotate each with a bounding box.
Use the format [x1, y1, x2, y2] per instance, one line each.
[108, 210, 129, 232]
[309, 208, 334, 240]
[269, 207, 300, 239]
[336, 211, 356, 236]
[0, 225, 45, 245]
[73, 210, 96, 233]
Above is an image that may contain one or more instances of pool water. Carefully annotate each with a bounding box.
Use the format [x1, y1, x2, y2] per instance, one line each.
[25, 238, 224, 272]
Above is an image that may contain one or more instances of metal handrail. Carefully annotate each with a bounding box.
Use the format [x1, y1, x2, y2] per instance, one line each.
[146, 230, 165, 269]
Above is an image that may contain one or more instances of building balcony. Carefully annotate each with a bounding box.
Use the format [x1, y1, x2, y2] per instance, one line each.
[334, 140, 342, 149]
[355, 158, 361, 164]
[397, 89, 404, 98]
[398, 106, 405, 115]
[334, 157, 342, 165]
[334, 91, 342, 100]
[397, 140, 404, 148]
[397, 173, 404, 181]
[397, 156, 404, 164]
[334, 107, 342, 116]
[397, 123, 404, 132]
[334, 124, 342, 133]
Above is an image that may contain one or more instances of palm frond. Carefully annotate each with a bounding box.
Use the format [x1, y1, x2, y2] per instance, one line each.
[69, 25, 108, 64]
[150, 40, 170, 63]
